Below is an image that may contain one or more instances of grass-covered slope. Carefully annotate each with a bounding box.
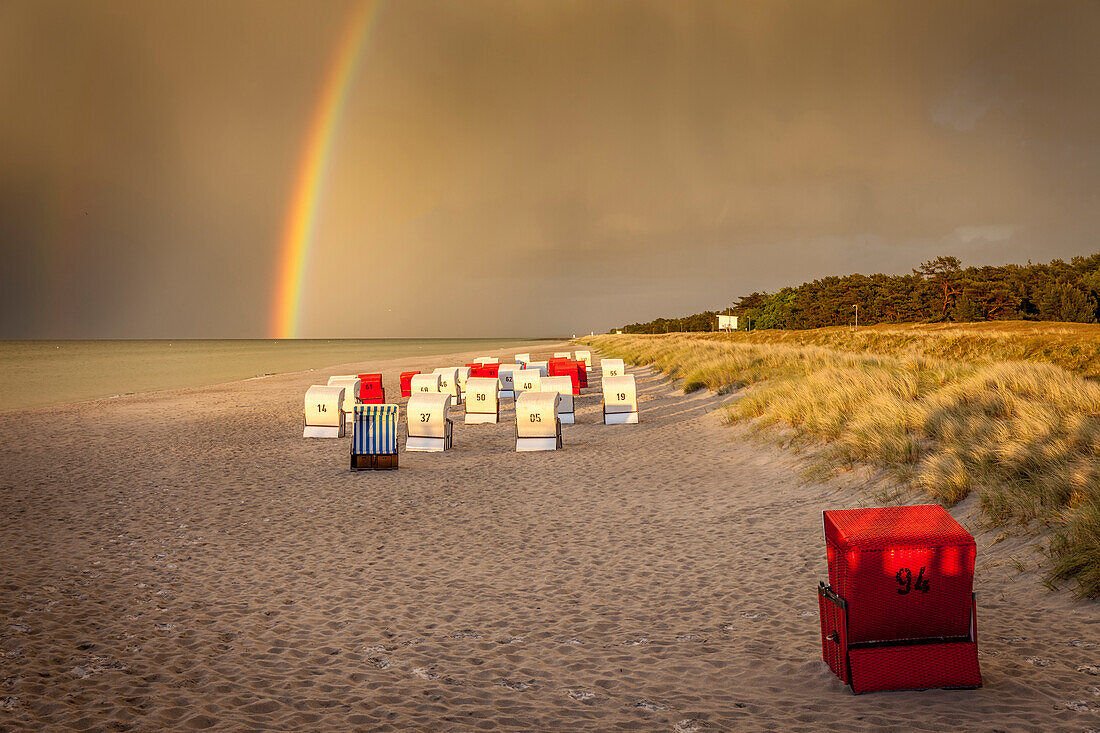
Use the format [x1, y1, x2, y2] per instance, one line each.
[580, 322, 1100, 597]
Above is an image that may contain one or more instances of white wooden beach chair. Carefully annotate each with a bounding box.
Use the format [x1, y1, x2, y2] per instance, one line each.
[410, 373, 442, 394]
[327, 375, 361, 429]
[464, 377, 501, 424]
[455, 366, 472, 397]
[528, 360, 549, 377]
[554, 351, 572, 359]
[405, 392, 453, 452]
[601, 358, 625, 379]
[541, 375, 575, 424]
[351, 404, 400, 470]
[513, 367, 542, 397]
[433, 367, 463, 406]
[602, 374, 639, 424]
[304, 385, 345, 438]
[497, 364, 519, 399]
[515, 353, 531, 367]
[474, 356, 499, 364]
[575, 350, 593, 370]
[515, 390, 562, 451]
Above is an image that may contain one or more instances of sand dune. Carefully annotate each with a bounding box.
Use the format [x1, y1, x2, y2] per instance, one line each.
[1, 344, 1098, 731]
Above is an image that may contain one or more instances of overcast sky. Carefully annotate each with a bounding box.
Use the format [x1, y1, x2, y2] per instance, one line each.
[2, 0, 1098, 338]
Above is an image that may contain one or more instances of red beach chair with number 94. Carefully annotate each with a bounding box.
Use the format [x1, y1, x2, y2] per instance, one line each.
[818, 504, 981, 694]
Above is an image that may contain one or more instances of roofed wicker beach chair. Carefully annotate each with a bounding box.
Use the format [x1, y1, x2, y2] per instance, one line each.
[400, 371, 420, 397]
[600, 358, 624, 379]
[351, 404, 400, 470]
[455, 366, 472, 397]
[818, 505, 981, 694]
[497, 364, 519, 399]
[357, 373, 385, 404]
[405, 392, 453, 452]
[541, 375, 575, 424]
[512, 367, 542, 397]
[327, 375, 361, 429]
[602, 374, 638, 424]
[410, 372, 441, 395]
[515, 390, 561, 451]
[433, 367, 463, 406]
[304, 385, 345, 438]
[574, 350, 592, 370]
[548, 358, 581, 395]
[464, 376, 500, 424]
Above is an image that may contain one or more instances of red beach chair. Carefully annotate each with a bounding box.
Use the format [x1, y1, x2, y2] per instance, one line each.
[357, 373, 385, 404]
[574, 360, 588, 389]
[471, 363, 500, 379]
[548, 359, 580, 395]
[818, 505, 981, 694]
[399, 371, 420, 398]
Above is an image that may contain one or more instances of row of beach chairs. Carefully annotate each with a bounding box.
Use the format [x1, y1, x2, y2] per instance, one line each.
[302, 352, 639, 467]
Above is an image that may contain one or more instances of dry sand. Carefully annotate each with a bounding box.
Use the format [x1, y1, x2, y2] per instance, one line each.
[1, 344, 1098, 731]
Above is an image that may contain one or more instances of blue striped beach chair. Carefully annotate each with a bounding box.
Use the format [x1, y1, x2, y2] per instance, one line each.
[351, 404, 400, 471]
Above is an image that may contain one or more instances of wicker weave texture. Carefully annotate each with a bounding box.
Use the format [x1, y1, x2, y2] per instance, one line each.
[848, 641, 981, 694]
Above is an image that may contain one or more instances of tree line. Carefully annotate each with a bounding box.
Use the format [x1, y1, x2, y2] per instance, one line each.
[619, 254, 1100, 332]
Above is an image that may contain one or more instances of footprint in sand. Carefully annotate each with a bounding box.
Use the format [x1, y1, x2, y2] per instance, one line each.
[635, 700, 668, 711]
[674, 719, 706, 732]
[68, 657, 128, 679]
[366, 657, 390, 670]
[496, 679, 532, 690]
[675, 634, 706, 642]
[1, 697, 19, 712]
[450, 630, 483, 640]
[1078, 665, 1100, 675]
[412, 668, 438, 681]
[564, 687, 599, 702]
[1059, 700, 1098, 712]
[622, 637, 649, 646]
[1024, 657, 1054, 667]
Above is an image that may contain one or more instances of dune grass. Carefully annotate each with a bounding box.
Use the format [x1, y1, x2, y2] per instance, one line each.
[580, 324, 1100, 597]
[658, 321, 1100, 378]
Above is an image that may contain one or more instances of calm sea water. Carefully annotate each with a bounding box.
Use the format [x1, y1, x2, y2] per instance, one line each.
[0, 339, 550, 411]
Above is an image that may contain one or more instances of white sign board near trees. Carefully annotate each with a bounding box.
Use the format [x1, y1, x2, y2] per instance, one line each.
[717, 314, 739, 331]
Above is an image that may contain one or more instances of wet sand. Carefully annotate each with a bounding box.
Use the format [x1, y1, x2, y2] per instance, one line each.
[1, 344, 1098, 731]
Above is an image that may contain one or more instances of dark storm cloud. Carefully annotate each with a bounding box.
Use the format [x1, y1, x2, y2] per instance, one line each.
[2, 0, 1098, 337]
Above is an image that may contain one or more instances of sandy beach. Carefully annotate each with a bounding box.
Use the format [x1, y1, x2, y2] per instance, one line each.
[1, 344, 1098, 731]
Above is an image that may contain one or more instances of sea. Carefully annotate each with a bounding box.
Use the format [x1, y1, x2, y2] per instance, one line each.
[0, 338, 551, 411]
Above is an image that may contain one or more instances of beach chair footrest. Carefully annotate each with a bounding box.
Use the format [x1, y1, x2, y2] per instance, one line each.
[351, 453, 399, 471]
[818, 582, 981, 694]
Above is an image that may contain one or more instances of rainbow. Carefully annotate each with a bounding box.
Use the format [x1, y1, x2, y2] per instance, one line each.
[270, 0, 384, 339]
